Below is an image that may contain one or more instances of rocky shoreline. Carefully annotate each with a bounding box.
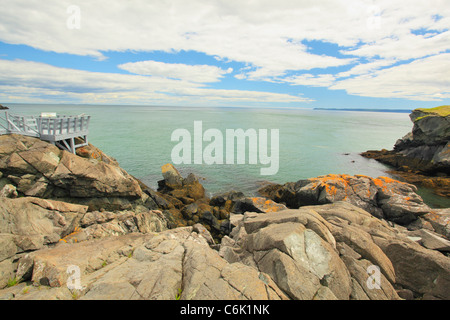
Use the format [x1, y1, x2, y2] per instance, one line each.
[361, 106, 450, 199]
[0, 128, 449, 300]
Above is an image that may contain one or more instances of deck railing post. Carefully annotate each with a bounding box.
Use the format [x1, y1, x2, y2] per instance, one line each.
[5, 111, 9, 131]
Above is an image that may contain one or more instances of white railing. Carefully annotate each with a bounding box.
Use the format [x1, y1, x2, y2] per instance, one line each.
[0, 112, 40, 136]
[38, 114, 90, 137]
[0, 112, 90, 137]
[0, 111, 90, 153]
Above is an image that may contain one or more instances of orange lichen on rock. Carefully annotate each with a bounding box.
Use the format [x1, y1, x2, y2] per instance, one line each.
[59, 226, 83, 243]
[250, 197, 287, 213]
[308, 174, 352, 198]
[372, 176, 407, 193]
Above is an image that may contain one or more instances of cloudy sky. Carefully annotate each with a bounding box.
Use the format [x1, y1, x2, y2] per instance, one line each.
[0, 0, 449, 109]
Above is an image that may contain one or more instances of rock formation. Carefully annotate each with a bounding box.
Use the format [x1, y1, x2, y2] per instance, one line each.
[258, 174, 431, 225]
[362, 105, 450, 197]
[1, 133, 449, 300]
[0, 134, 145, 211]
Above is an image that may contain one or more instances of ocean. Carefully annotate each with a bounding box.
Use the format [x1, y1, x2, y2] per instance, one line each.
[4, 103, 449, 208]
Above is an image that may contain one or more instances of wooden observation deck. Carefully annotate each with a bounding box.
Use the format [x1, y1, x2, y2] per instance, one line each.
[0, 111, 90, 154]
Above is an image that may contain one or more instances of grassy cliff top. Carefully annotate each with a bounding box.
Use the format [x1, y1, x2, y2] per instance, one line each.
[414, 105, 450, 117]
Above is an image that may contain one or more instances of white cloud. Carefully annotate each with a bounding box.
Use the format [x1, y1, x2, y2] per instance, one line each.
[342, 31, 450, 60]
[0, 59, 311, 104]
[0, 0, 449, 102]
[282, 74, 336, 87]
[336, 59, 398, 78]
[330, 54, 450, 101]
[118, 60, 232, 83]
[0, 0, 360, 75]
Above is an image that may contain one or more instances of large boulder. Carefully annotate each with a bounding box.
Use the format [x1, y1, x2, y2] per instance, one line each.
[422, 208, 450, 238]
[0, 197, 87, 262]
[0, 134, 144, 211]
[259, 174, 431, 225]
[232, 196, 288, 214]
[373, 234, 450, 300]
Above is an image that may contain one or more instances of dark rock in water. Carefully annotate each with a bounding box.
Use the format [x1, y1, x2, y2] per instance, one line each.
[210, 190, 245, 207]
[362, 106, 450, 198]
[154, 163, 231, 240]
[157, 164, 206, 201]
[0, 104, 8, 110]
[407, 107, 450, 147]
[181, 202, 198, 220]
[160, 163, 183, 189]
[365, 105, 450, 176]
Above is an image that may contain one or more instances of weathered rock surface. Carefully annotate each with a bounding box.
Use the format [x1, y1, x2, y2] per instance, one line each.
[422, 208, 450, 238]
[0, 134, 144, 211]
[259, 174, 430, 225]
[1, 198, 449, 300]
[222, 202, 450, 300]
[0, 227, 288, 300]
[0, 197, 87, 262]
[221, 203, 404, 300]
[0, 196, 168, 289]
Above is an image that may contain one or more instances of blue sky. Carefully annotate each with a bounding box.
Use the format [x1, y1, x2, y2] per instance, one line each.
[0, 0, 449, 109]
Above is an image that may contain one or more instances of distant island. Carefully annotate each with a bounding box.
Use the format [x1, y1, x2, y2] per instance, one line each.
[314, 108, 412, 113]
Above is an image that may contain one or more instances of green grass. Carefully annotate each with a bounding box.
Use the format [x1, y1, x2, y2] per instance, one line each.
[6, 277, 18, 287]
[175, 288, 182, 300]
[414, 105, 450, 119]
[71, 290, 80, 300]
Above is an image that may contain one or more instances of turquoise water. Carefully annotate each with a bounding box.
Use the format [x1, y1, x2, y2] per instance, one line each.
[6, 103, 447, 207]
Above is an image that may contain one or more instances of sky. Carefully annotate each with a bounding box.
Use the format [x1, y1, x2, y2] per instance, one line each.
[0, 0, 449, 109]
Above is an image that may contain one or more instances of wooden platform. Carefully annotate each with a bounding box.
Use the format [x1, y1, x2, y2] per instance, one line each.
[0, 111, 90, 154]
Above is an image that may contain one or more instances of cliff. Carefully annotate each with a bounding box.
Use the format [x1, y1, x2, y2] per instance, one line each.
[362, 105, 450, 197]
